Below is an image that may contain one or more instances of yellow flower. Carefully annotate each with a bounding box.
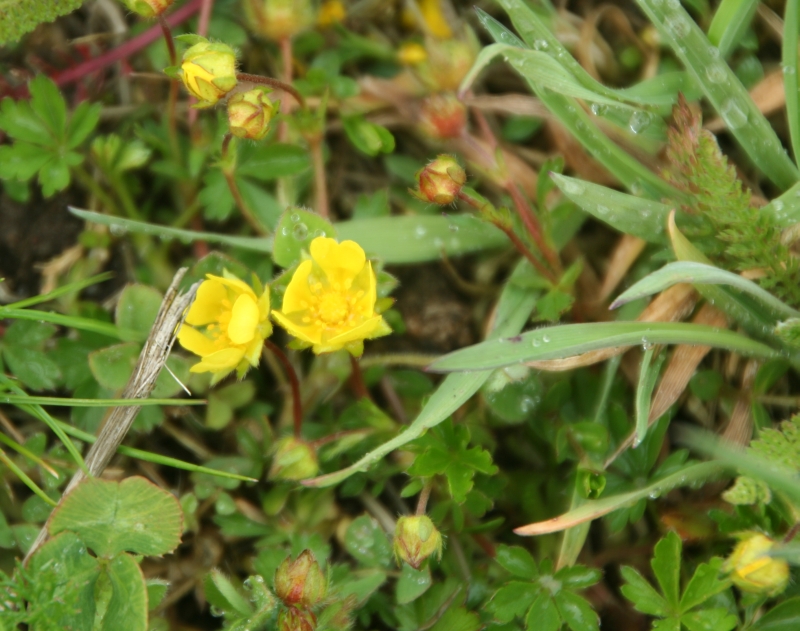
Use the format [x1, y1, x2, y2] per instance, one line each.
[724, 533, 789, 596]
[273, 237, 391, 356]
[418, 0, 452, 39]
[398, 42, 427, 66]
[178, 40, 238, 108]
[178, 273, 272, 384]
[318, 0, 346, 27]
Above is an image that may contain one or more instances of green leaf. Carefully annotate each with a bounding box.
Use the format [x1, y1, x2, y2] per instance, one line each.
[203, 569, 254, 616]
[100, 553, 148, 631]
[116, 284, 163, 340]
[784, 0, 800, 168]
[67, 101, 102, 149]
[28, 531, 100, 631]
[146, 579, 170, 610]
[489, 581, 538, 623]
[495, 545, 539, 579]
[652, 532, 681, 610]
[679, 558, 730, 612]
[429, 606, 482, 631]
[708, 0, 758, 57]
[620, 566, 669, 616]
[556, 565, 602, 590]
[750, 596, 800, 630]
[342, 116, 395, 156]
[2, 345, 61, 391]
[272, 208, 337, 268]
[236, 142, 310, 180]
[525, 591, 561, 631]
[344, 515, 392, 567]
[29, 74, 66, 138]
[0, 98, 52, 145]
[4, 318, 57, 347]
[554, 590, 600, 631]
[653, 619, 682, 631]
[0, 0, 85, 44]
[429, 322, 778, 372]
[48, 476, 183, 558]
[680, 608, 737, 631]
[635, 346, 662, 446]
[89, 343, 140, 391]
[396, 564, 432, 604]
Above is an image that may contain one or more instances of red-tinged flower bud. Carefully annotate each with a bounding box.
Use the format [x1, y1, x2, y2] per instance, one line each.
[269, 436, 319, 481]
[177, 39, 238, 108]
[393, 515, 443, 569]
[724, 533, 789, 596]
[278, 607, 317, 631]
[419, 93, 467, 140]
[122, 0, 174, 17]
[413, 155, 466, 205]
[228, 88, 277, 140]
[243, 0, 315, 41]
[274, 550, 327, 608]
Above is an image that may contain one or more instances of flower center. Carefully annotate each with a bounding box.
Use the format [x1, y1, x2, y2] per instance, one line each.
[317, 292, 349, 325]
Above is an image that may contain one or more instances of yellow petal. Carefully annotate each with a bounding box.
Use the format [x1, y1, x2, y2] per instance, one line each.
[258, 286, 271, 319]
[310, 238, 366, 275]
[190, 347, 245, 373]
[227, 294, 259, 344]
[177, 325, 217, 357]
[272, 311, 323, 345]
[186, 279, 227, 326]
[351, 262, 377, 315]
[206, 273, 257, 300]
[243, 336, 263, 367]
[281, 260, 314, 313]
[324, 315, 388, 347]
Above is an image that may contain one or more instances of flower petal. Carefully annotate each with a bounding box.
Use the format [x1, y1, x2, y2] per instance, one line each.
[206, 273, 257, 300]
[310, 238, 366, 275]
[185, 279, 227, 325]
[177, 325, 217, 356]
[281, 260, 314, 313]
[190, 347, 245, 373]
[324, 315, 389, 347]
[228, 294, 259, 344]
[272, 310, 323, 345]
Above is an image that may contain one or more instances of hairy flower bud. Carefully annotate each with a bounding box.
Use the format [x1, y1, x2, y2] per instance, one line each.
[122, 0, 173, 17]
[393, 515, 443, 569]
[178, 39, 237, 108]
[269, 436, 319, 481]
[418, 93, 467, 140]
[275, 550, 327, 607]
[413, 155, 466, 205]
[277, 607, 316, 631]
[227, 88, 277, 140]
[244, 0, 314, 41]
[724, 533, 789, 596]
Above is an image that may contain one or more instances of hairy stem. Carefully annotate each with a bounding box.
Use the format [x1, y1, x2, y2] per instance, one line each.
[416, 482, 432, 516]
[221, 133, 267, 234]
[310, 136, 329, 218]
[264, 340, 303, 438]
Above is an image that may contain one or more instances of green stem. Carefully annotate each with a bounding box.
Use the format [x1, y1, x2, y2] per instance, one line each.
[221, 133, 267, 234]
[72, 165, 122, 216]
[0, 448, 56, 507]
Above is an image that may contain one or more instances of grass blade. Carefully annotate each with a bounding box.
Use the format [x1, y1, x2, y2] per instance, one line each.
[0, 448, 57, 507]
[0, 395, 205, 407]
[784, 0, 800, 166]
[428, 321, 778, 372]
[4, 272, 114, 310]
[635, 347, 662, 447]
[0, 307, 137, 341]
[708, 0, 759, 58]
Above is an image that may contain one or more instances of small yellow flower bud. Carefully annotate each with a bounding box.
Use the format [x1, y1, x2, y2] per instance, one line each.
[394, 515, 443, 569]
[724, 533, 789, 596]
[227, 88, 277, 140]
[416, 35, 478, 92]
[277, 607, 317, 631]
[269, 436, 319, 481]
[318, 0, 345, 27]
[413, 154, 466, 205]
[274, 550, 327, 607]
[122, 0, 174, 17]
[244, 0, 315, 41]
[398, 42, 427, 66]
[418, 93, 467, 140]
[178, 40, 238, 108]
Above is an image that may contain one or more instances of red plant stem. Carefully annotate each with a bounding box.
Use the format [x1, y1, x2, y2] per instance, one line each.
[221, 133, 266, 234]
[310, 137, 329, 218]
[349, 355, 369, 400]
[189, 0, 215, 128]
[158, 14, 179, 157]
[279, 37, 293, 142]
[235, 73, 306, 109]
[51, 0, 202, 89]
[264, 340, 303, 438]
[416, 483, 432, 516]
[506, 181, 561, 274]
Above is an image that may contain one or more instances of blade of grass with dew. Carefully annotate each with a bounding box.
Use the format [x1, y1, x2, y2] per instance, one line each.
[514, 461, 724, 535]
[635, 346, 663, 446]
[550, 174, 671, 242]
[678, 426, 800, 507]
[763, 181, 800, 226]
[0, 395, 205, 407]
[634, 0, 799, 189]
[0, 374, 87, 475]
[0, 431, 59, 479]
[708, 0, 759, 58]
[54, 421, 257, 483]
[784, 0, 800, 167]
[4, 272, 114, 310]
[610, 261, 800, 320]
[474, 8, 680, 200]
[0, 449, 56, 507]
[0, 307, 138, 341]
[667, 213, 784, 343]
[428, 321, 779, 373]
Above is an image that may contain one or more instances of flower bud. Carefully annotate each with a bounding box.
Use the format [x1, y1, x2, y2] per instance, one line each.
[318, 0, 345, 27]
[243, 0, 314, 41]
[269, 436, 319, 481]
[278, 607, 316, 631]
[398, 42, 427, 66]
[227, 88, 277, 140]
[413, 155, 466, 205]
[416, 35, 478, 91]
[418, 93, 467, 139]
[393, 515, 443, 569]
[122, 0, 173, 17]
[275, 550, 327, 607]
[724, 533, 789, 596]
[178, 40, 238, 108]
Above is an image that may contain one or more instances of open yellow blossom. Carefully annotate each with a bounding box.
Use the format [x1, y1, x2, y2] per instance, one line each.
[273, 237, 391, 356]
[178, 273, 272, 384]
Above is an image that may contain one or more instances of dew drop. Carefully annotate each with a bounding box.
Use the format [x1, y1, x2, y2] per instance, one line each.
[628, 110, 652, 134]
[415, 225, 427, 238]
[532, 338, 541, 348]
[721, 98, 748, 129]
[665, 14, 691, 38]
[773, 199, 785, 212]
[290, 212, 301, 223]
[705, 63, 727, 84]
[591, 103, 608, 116]
[533, 39, 549, 51]
[562, 180, 585, 196]
[542, 334, 550, 343]
[596, 204, 610, 216]
[292, 223, 309, 240]
[281, 226, 290, 236]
